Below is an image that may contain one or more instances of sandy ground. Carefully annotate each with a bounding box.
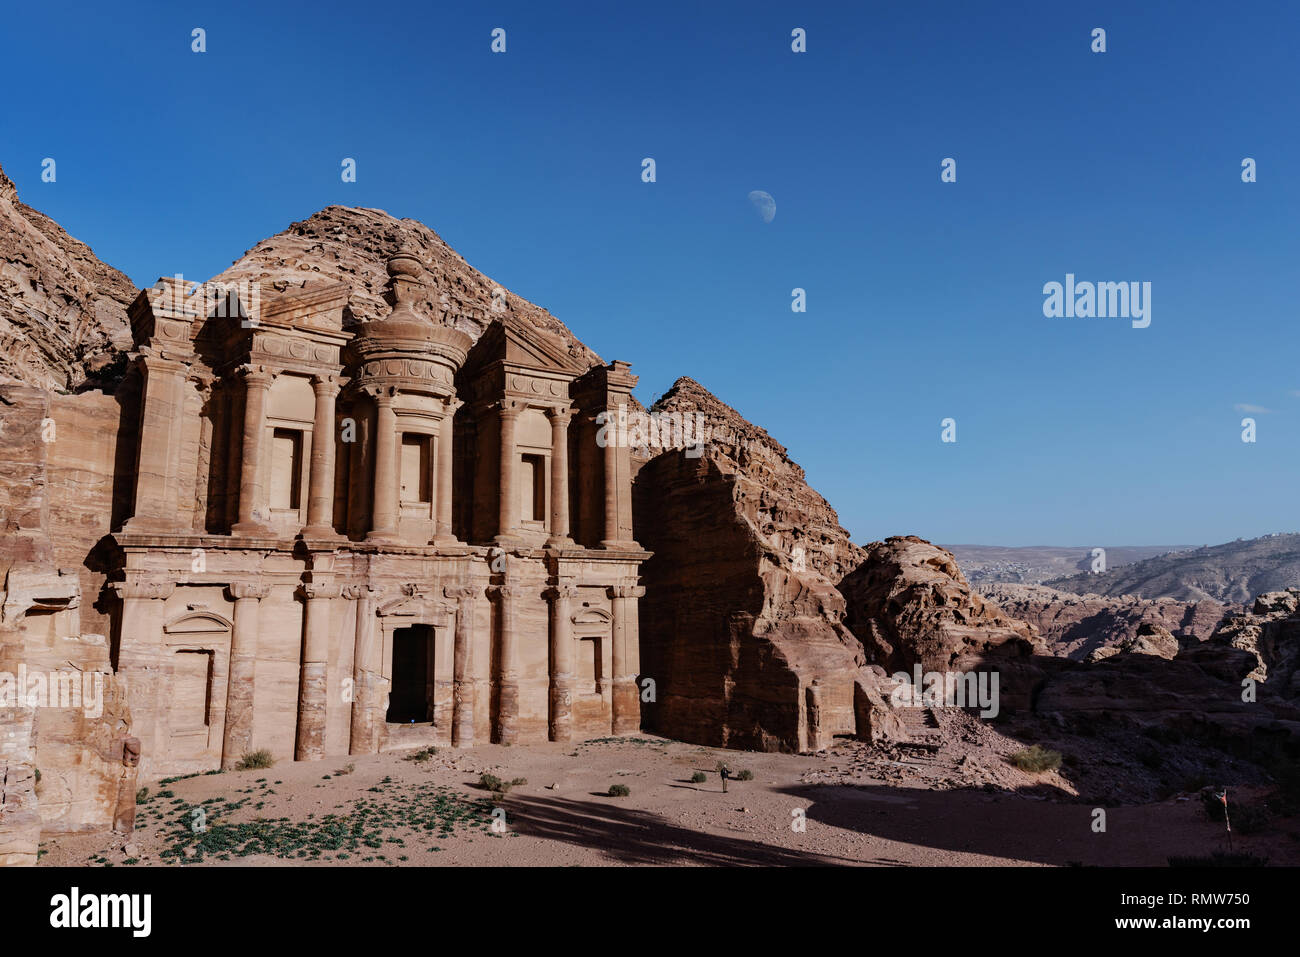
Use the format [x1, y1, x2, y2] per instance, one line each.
[38, 735, 1297, 867]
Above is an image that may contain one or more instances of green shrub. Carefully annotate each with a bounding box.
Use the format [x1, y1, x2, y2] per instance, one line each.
[135, 787, 150, 804]
[235, 749, 275, 771]
[478, 773, 526, 795]
[690, 771, 707, 783]
[1009, 745, 1062, 773]
[404, 747, 438, 763]
[607, 784, 631, 797]
[735, 769, 754, 781]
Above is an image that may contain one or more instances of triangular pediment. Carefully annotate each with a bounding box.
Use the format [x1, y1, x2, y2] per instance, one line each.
[467, 316, 582, 376]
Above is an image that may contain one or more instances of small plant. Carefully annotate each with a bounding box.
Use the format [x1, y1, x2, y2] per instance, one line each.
[404, 747, 438, 763]
[235, 749, 275, 771]
[608, 784, 631, 797]
[478, 773, 526, 795]
[1009, 745, 1062, 773]
[690, 771, 707, 783]
[135, 787, 150, 803]
[34, 768, 41, 785]
[735, 769, 754, 781]
[335, 763, 355, 775]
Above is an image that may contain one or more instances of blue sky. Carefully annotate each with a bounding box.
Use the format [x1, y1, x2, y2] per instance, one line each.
[2, 0, 1297, 546]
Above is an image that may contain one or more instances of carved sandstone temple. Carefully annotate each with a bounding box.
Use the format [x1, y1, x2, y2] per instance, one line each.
[108, 252, 648, 778]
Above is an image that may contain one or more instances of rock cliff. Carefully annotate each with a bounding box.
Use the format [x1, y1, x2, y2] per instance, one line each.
[0, 163, 136, 391]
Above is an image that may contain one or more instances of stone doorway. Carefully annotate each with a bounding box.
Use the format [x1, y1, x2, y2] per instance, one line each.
[387, 624, 435, 724]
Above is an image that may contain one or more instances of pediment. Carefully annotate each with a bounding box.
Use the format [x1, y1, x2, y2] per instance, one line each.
[469, 316, 582, 376]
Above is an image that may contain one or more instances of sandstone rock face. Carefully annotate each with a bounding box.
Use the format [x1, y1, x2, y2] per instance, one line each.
[981, 582, 1231, 661]
[1207, 588, 1300, 697]
[0, 163, 136, 391]
[211, 205, 601, 370]
[838, 536, 1043, 675]
[634, 378, 870, 752]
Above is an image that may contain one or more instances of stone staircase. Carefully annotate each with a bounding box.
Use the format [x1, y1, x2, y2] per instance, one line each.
[897, 706, 943, 749]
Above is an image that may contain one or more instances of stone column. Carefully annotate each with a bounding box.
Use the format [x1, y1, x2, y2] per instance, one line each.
[222, 581, 269, 769]
[232, 365, 275, 535]
[495, 403, 521, 543]
[546, 408, 574, 546]
[345, 586, 381, 755]
[608, 584, 646, 734]
[122, 356, 190, 533]
[222, 382, 244, 532]
[445, 584, 479, 746]
[489, 583, 519, 743]
[295, 582, 340, 761]
[303, 374, 340, 538]
[545, 584, 578, 742]
[434, 399, 462, 544]
[367, 391, 399, 541]
[111, 581, 175, 778]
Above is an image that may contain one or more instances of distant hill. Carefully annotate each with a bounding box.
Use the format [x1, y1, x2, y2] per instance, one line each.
[945, 544, 1191, 585]
[1045, 533, 1300, 603]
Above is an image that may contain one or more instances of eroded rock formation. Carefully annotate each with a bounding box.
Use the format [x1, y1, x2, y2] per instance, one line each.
[980, 582, 1232, 661]
[0, 163, 136, 391]
[634, 377, 871, 752]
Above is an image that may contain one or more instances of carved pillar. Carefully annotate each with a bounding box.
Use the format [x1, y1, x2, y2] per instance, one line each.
[546, 408, 574, 546]
[489, 583, 519, 743]
[445, 584, 479, 746]
[222, 581, 269, 768]
[222, 381, 244, 531]
[545, 584, 578, 742]
[111, 581, 175, 777]
[122, 356, 190, 533]
[496, 403, 522, 543]
[368, 391, 399, 541]
[345, 586, 382, 755]
[434, 399, 462, 544]
[295, 582, 340, 761]
[232, 365, 275, 535]
[608, 584, 645, 734]
[600, 407, 619, 546]
[303, 374, 340, 537]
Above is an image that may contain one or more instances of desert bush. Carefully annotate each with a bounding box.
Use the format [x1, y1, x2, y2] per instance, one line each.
[478, 773, 526, 795]
[608, 784, 631, 797]
[690, 771, 707, 783]
[1009, 745, 1062, 773]
[235, 749, 274, 771]
[735, 769, 754, 781]
[135, 787, 149, 803]
[404, 747, 438, 763]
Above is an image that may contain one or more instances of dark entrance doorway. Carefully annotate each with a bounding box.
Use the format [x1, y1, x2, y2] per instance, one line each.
[387, 625, 434, 723]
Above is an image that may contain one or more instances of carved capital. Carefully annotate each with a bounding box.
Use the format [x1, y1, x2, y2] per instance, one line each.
[607, 585, 646, 600]
[488, 584, 518, 601]
[443, 584, 481, 603]
[227, 581, 271, 602]
[544, 584, 579, 602]
[342, 585, 380, 602]
[310, 373, 340, 395]
[547, 406, 575, 427]
[238, 363, 276, 389]
[301, 582, 342, 602]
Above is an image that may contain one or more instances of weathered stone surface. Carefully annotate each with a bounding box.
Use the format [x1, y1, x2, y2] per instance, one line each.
[1206, 588, 1300, 697]
[838, 536, 1043, 675]
[981, 582, 1231, 661]
[634, 378, 870, 752]
[0, 163, 136, 391]
[211, 205, 601, 370]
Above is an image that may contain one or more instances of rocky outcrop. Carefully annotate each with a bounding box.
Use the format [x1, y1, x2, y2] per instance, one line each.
[838, 536, 1043, 674]
[211, 205, 601, 370]
[981, 582, 1231, 661]
[1207, 588, 1300, 697]
[634, 378, 871, 752]
[0, 163, 136, 391]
